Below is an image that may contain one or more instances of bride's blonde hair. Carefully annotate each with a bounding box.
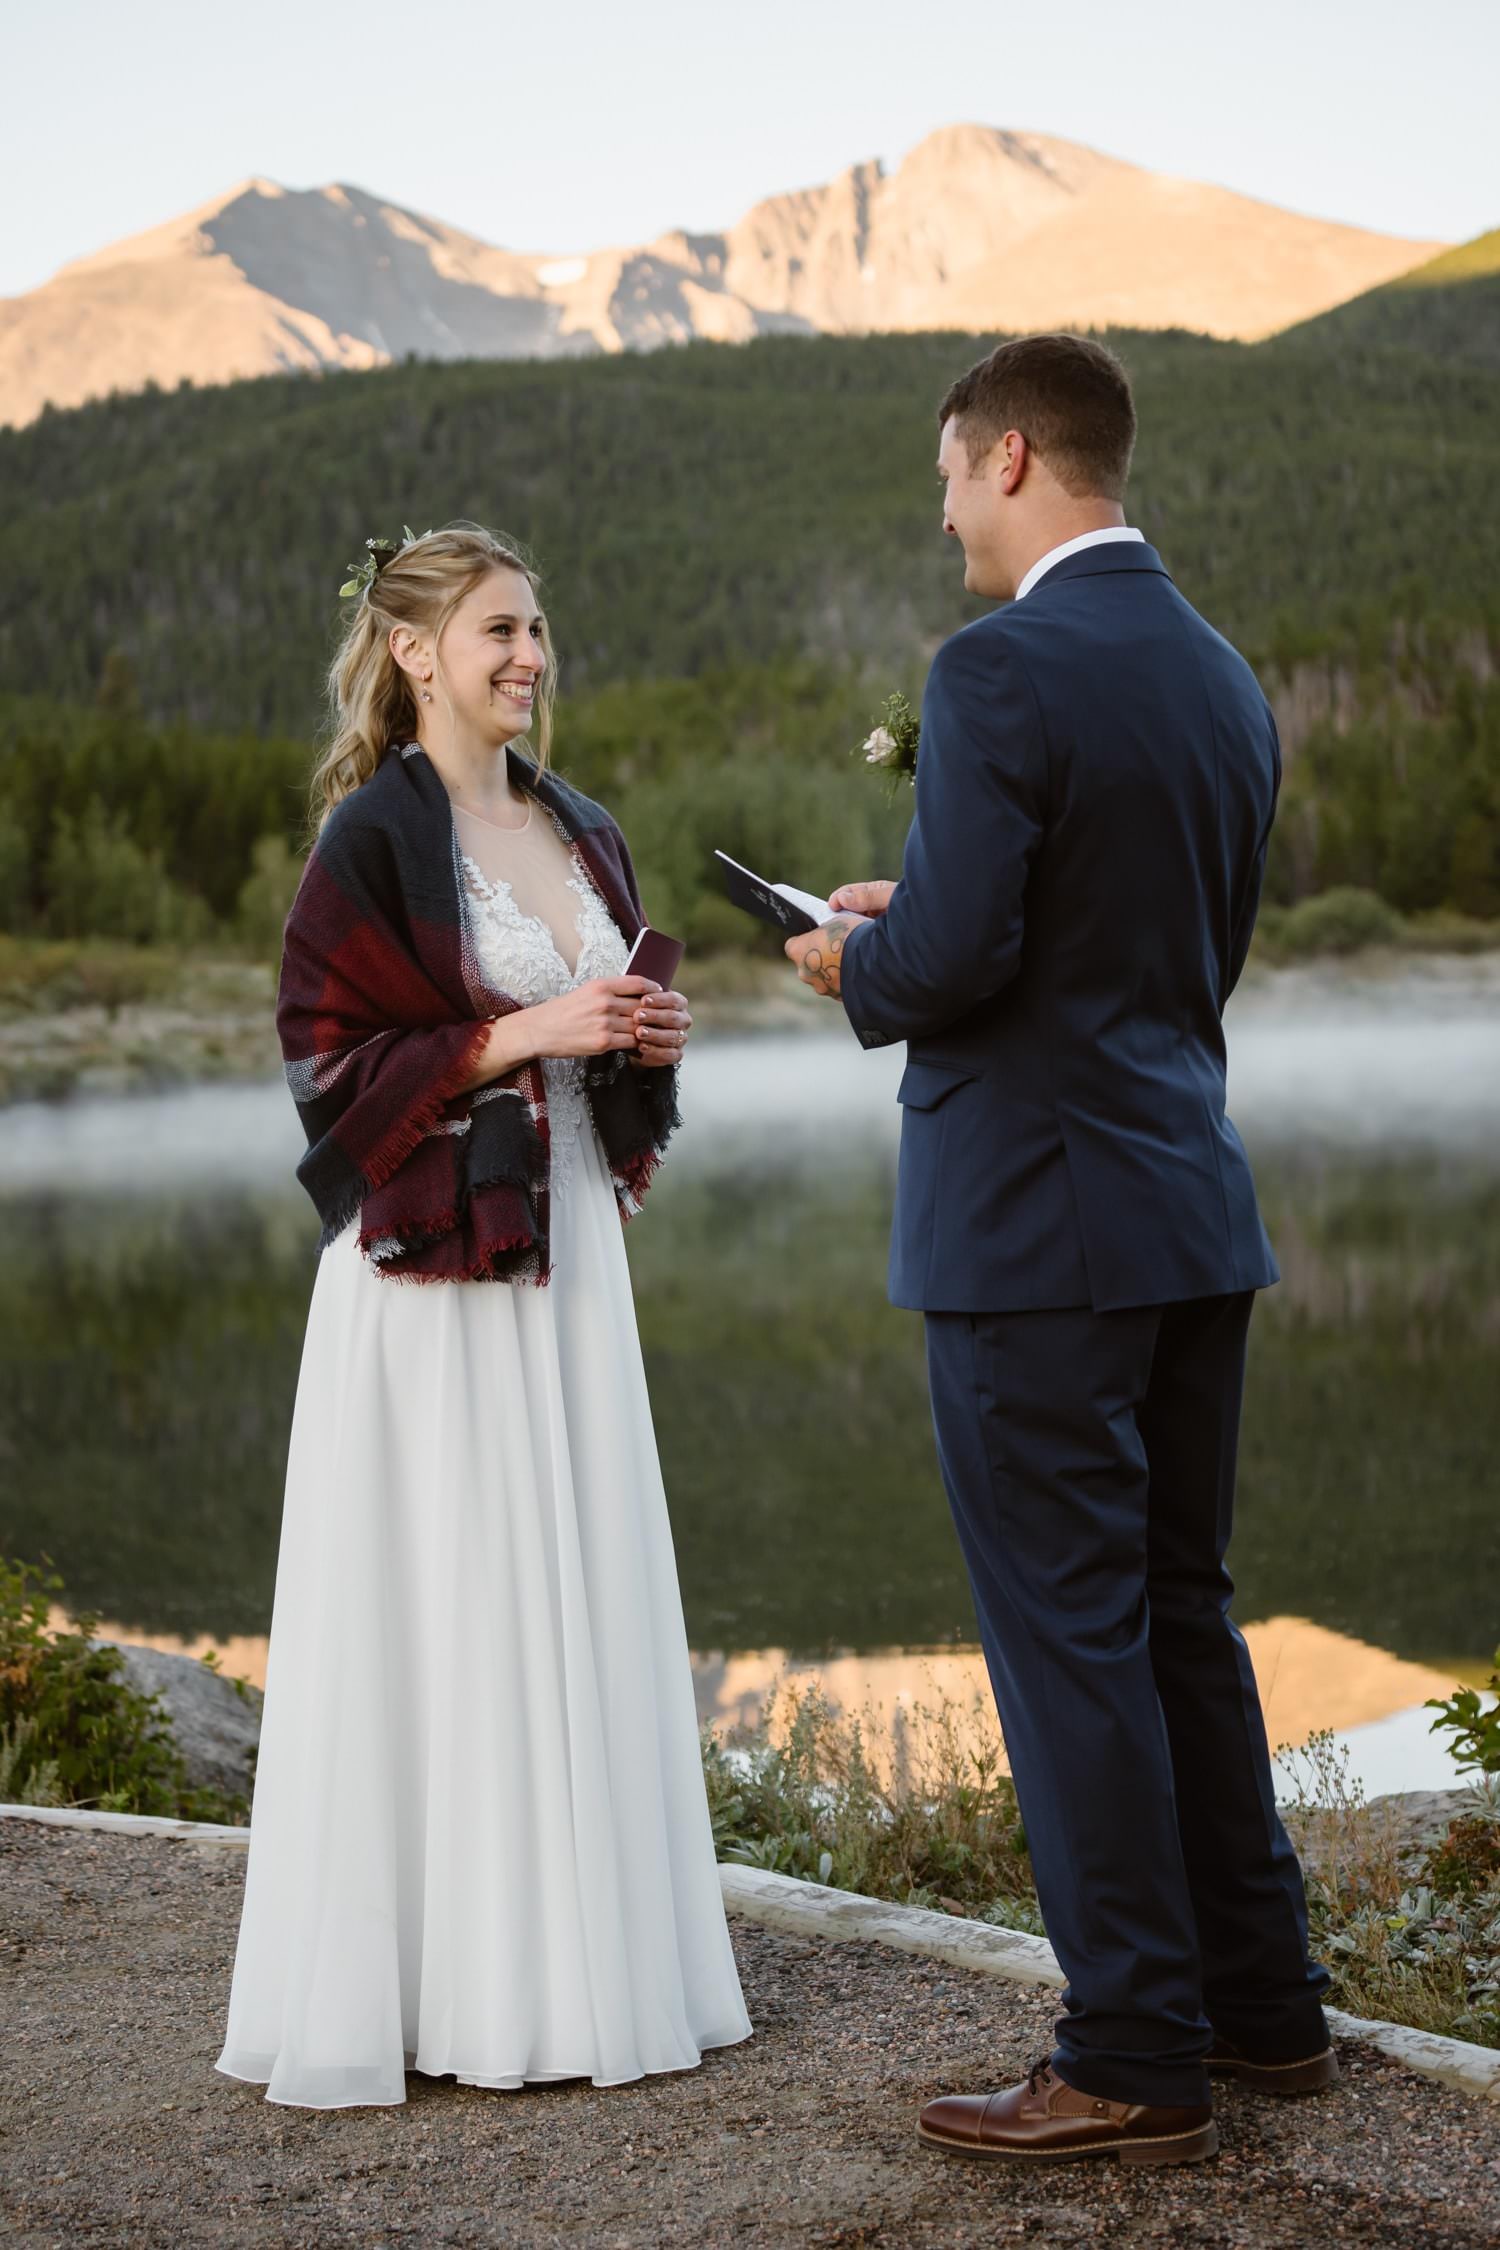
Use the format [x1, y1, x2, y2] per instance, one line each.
[310, 520, 559, 829]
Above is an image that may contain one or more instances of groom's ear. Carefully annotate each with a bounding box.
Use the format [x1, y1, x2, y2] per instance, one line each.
[990, 430, 1028, 495]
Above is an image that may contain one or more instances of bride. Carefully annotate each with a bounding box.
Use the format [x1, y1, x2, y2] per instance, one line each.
[215, 521, 752, 2108]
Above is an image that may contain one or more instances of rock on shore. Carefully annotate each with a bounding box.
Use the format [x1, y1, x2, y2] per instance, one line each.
[91, 1639, 261, 1803]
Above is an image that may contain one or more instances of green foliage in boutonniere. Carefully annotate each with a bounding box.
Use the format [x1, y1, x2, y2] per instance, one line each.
[855, 689, 919, 804]
[338, 524, 420, 601]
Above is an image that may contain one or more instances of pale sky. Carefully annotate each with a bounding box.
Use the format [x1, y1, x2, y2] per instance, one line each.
[8, 0, 1496, 300]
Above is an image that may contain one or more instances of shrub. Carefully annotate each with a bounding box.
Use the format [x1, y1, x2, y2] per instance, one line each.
[1426, 1646, 1500, 1776]
[1276, 1727, 1404, 1920]
[234, 833, 304, 964]
[0, 1555, 248, 1823]
[0, 935, 183, 1017]
[680, 891, 756, 958]
[1402, 909, 1500, 954]
[1450, 810, 1500, 921]
[43, 799, 214, 948]
[0, 808, 30, 933]
[1318, 1881, 1499, 2046]
[0, 1714, 63, 1806]
[1425, 1810, 1500, 1901]
[1278, 1727, 1500, 2045]
[702, 1675, 1030, 1915]
[1275, 886, 1405, 957]
[1250, 903, 1289, 957]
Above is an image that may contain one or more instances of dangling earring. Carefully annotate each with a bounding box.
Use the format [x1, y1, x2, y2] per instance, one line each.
[420, 674, 432, 703]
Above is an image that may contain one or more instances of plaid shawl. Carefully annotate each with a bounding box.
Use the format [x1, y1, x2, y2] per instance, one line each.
[276, 740, 681, 1284]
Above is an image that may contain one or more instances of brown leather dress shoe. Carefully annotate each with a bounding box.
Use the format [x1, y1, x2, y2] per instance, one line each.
[1207, 2035, 1341, 2095]
[917, 2057, 1218, 2166]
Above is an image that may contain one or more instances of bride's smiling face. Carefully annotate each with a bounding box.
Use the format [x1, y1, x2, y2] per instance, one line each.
[428, 564, 547, 741]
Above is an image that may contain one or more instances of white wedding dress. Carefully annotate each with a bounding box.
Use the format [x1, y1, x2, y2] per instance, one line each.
[215, 790, 752, 2108]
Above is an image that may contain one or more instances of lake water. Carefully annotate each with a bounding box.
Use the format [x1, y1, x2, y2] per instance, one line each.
[2, 961, 1497, 1801]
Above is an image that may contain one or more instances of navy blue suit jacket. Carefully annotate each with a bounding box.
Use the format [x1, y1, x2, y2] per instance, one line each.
[840, 540, 1281, 1314]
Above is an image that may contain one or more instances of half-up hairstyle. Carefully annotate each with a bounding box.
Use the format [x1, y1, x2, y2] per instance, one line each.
[310, 520, 559, 831]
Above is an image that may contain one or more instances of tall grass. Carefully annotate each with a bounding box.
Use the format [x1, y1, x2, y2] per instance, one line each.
[706, 1679, 1500, 2043]
[703, 1676, 1040, 1930]
[1278, 1730, 1500, 2044]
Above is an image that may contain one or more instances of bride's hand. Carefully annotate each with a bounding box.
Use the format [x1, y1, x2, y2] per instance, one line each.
[828, 879, 897, 916]
[630, 989, 692, 1069]
[527, 977, 662, 1059]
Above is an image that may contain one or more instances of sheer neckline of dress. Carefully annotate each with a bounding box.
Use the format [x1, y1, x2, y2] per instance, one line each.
[450, 775, 623, 995]
[451, 795, 533, 836]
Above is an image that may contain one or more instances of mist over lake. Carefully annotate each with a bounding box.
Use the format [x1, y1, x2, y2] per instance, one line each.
[3, 959, 1497, 1195]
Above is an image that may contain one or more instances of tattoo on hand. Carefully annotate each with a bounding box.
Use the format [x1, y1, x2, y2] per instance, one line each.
[798, 914, 859, 999]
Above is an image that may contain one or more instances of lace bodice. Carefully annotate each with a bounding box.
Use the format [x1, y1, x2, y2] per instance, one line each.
[456, 810, 630, 1201]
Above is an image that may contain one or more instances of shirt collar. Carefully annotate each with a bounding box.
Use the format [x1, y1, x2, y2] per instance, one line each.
[1015, 526, 1145, 602]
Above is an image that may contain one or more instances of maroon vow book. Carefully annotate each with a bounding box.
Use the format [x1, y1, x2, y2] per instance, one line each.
[624, 924, 686, 991]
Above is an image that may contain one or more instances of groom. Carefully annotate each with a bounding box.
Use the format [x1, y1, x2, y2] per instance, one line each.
[786, 334, 1334, 2167]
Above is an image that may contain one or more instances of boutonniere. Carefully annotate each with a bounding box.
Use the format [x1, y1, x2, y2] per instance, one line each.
[854, 690, 919, 803]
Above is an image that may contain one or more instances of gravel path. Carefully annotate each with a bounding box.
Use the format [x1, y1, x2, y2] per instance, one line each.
[3, 1821, 1498, 2248]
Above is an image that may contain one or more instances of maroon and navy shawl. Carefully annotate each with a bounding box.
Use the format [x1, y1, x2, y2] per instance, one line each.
[276, 740, 681, 1283]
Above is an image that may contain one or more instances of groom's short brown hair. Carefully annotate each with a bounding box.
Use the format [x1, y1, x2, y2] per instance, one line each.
[938, 334, 1136, 501]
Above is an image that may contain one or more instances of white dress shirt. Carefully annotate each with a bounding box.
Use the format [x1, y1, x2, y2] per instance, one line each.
[1014, 526, 1145, 602]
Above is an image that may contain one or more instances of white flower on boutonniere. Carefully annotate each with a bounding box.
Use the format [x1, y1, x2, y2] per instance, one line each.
[853, 691, 919, 802]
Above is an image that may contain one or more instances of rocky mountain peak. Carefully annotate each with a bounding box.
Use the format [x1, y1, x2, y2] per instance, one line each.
[0, 129, 1448, 428]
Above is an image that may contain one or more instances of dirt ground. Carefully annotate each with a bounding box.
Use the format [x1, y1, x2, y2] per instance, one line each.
[3, 1819, 1499, 2249]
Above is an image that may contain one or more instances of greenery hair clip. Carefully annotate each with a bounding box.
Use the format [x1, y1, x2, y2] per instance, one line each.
[339, 524, 421, 601]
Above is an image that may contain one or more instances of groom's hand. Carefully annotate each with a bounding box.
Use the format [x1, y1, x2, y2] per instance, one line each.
[784, 912, 869, 1000]
[828, 880, 897, 916]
